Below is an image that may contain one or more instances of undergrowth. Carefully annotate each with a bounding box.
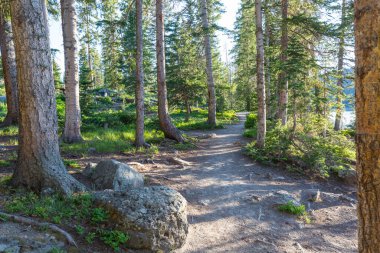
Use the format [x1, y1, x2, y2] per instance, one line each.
[245, 114, 355, 178]
[3, 190, 129, 251]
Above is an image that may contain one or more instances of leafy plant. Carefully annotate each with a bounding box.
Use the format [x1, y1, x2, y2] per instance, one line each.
[278, 201, 306, 216]
[98, 229, 129, 251]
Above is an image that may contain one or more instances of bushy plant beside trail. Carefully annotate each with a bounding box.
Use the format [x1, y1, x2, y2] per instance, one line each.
[245, 114, 355, 178]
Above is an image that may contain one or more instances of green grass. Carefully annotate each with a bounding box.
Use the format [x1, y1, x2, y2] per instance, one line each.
[278, 201, 306, 216]
[243, 128, 257, 138]
[4, 192, 129, 251]
[60, 125, 164, 155]
[172, 109, 238, 130]
[0, 126, 18, 137]
[0, 159, 12, 167]
[63, 159, 81, 169]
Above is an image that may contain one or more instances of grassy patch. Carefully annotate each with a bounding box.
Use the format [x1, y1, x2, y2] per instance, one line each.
[0, 159, 12, 167]
[243, 128, 257, 138]
[278, 201, 306, 216]
[172, 109, 238, 130]
[0, 126, 18, 137]
[60, 125, 164, 155]
[63, 159, 81, 169]
[4, 192, 129, 251]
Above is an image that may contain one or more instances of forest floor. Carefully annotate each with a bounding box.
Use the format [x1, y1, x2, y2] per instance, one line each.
[0, 113, 358, 252]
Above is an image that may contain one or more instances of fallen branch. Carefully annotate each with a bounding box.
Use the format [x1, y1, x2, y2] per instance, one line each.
[0, 211, 77, 247]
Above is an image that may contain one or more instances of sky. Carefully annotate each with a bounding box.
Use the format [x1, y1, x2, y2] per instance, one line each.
[49, 0, 241, 70]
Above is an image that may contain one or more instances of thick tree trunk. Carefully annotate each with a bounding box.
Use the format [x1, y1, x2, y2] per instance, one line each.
[10, 0, 85, 195]
[135, 0, 145, 148]
[200, 0, 217, 127]
[355, 0, 380, 252]
[156, 0, 184, 143]
[334, 0, 346, 131]
[255, 0, 266, 148]
[277, 0, 288, 125]
[0, 14, 18, 126]
[61, 0, 82, 143]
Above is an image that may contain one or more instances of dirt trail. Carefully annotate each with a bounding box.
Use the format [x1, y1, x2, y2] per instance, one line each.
[148, 113, 358, 253]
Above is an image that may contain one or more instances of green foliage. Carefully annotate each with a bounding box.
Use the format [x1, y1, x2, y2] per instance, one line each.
[63, 160, 81, 169]
[98, 229, 129, 251]
[243, 128, 257, 138]
[278, 201, 306, 216]
[0, 159, 12, 167]
[172, 109, 237, 130]
[4, 193, 129, 251]
[244, 113, 257, 129]
[246, 114, 355, 178]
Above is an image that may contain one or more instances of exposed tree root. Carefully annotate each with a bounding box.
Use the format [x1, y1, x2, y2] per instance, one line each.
[0, 211, 77, 247]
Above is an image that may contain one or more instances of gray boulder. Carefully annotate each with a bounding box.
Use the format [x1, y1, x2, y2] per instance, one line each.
[93, 186, 188, 251]
[84, 159, 144, 191]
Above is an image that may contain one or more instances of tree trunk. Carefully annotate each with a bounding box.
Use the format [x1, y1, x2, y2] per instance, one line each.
[135, 0, 145, 148]
[156, 0, 184, 143]
[185, 99, 190, 122]
[277, 0, 288, 125]
[61, 0, 82, 143]
[0, 14, 18, 126]
[334, 0, 346, 131]
[264, 0, 271, 119]
[255, 0, 266, 148]
[200, 0, 217, 127]
[355, 0, 380, 251]
[10, 0, 85, 195]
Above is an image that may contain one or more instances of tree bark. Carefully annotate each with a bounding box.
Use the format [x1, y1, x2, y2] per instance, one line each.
[264, 0, 271, 119]
[200, 0, 217, 127]
[10, 0, 85, 195]
[156, 0, 184, 143]
[355, 0, 380, 251]
[255, 0, 266, 148]
[334, 0, 346, 131]
[0, 14, 18, 126]
[61, 0, 82, 143]
[277, 0, 288, 125]
[135, 0, 145, 148]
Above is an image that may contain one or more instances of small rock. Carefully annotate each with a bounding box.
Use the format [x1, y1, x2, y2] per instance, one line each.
[274, 190, 301, 206]
[337, 168, 357, 185]
[274, 176, 286, 180]
[301, 189, 321, 202]
[82, 162, 97, 177]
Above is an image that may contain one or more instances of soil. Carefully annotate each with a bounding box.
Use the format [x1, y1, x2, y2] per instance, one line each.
[0, 113, 358, 252]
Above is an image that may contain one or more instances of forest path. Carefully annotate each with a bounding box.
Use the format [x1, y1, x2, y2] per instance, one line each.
[149, 113, 358, 253]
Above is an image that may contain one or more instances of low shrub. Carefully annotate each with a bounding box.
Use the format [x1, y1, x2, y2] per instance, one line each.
[245, 114, 355, 178]
[245, 113, 257, 129]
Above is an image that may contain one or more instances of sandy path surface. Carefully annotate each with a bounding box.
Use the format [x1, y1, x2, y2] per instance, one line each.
[146, 113, 358, 253]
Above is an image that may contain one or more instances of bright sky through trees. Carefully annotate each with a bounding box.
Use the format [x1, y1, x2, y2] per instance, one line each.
[48, 0, 240, 70]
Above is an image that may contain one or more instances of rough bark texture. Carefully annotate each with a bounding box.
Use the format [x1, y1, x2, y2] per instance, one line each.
[0, 14, 18, 126]
[277, 0, 288, 125]
[255, 0, 266, 148]
[334, 0, 346, 131]
[61, 0, 82, 143]
[156, 0, 184, 143]
[10, 0, 85, 195]
[135, 0, 145, 148]
[200, 0, 217, 127]
[264, 0, 271, 119]
[355, 0, 380, 252]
